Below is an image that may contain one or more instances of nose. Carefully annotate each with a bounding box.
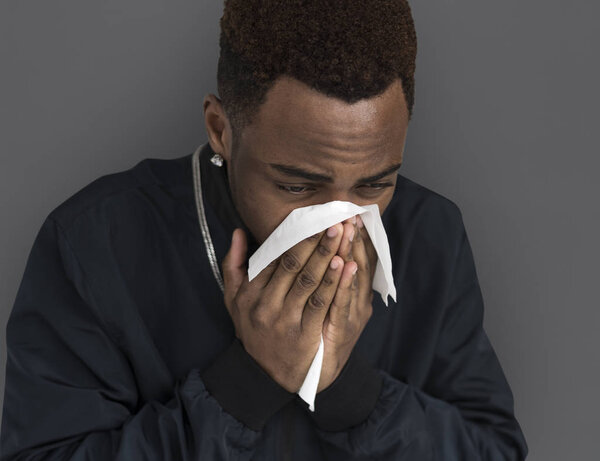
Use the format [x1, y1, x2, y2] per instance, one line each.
[323, 193, 352, 203]
[318, 191, 374, 208]
[312, 193, 364, 226]
[318, 190, 354, 205]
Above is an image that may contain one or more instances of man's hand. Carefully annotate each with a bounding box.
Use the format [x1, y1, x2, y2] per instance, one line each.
[317, 214, 378, 393]
[221, 223, 348, 393]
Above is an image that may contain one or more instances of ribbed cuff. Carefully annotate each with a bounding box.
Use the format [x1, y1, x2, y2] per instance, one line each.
[201, 338, 295, 431]
[306, 350, 383, 432]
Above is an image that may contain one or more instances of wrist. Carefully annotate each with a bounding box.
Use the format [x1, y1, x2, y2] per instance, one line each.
[202, 338, 296, 431]
[308, 349, 383, 431]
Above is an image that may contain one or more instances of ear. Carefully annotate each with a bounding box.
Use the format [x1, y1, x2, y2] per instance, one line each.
[203, 93, 233, 164]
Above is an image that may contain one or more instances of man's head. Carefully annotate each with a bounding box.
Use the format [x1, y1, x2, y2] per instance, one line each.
[204, 0, 417, 244]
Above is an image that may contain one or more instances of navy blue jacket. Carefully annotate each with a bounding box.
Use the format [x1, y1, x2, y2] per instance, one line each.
[0, 142, 528, 460]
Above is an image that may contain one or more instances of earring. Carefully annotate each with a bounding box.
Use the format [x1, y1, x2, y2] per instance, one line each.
[210, 153, 224, 167]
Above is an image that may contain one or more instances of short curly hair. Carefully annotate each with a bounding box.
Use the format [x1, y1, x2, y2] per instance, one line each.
[217, 0, 417, 142]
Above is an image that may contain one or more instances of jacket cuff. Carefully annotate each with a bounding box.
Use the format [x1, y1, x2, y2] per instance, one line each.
[307, 350, 383, 432]
[201, 338, 295, 431]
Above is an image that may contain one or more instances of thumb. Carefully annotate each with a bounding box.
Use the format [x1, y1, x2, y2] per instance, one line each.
[222, 228, 248, 311]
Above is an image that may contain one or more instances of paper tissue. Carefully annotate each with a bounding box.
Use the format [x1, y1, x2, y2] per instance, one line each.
[247, 200, 396, 411]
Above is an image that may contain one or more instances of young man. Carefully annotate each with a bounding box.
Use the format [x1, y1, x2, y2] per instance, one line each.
[0, 1, 528, 460]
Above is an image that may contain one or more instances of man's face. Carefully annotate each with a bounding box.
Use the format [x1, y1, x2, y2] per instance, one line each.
[205, 76, 409, 245]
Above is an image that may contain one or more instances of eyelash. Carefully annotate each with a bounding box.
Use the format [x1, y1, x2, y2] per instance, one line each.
[277, 183, 393, 195]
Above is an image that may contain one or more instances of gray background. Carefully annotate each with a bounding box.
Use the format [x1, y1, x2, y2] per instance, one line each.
[1, 1, 598, 459]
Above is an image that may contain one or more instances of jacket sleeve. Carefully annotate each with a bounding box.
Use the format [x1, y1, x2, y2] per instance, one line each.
[306, 212, 529, 460]
[0, 216, 290, 461]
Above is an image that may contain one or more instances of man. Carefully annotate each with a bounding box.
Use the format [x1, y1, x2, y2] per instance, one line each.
[0, 0, 528, 460]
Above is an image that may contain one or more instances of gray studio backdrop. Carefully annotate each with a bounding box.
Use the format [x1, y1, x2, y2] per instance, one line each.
[1, 1, 598, 460]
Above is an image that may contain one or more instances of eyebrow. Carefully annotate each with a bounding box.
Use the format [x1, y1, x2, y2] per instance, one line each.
[268, 162, 403, 184]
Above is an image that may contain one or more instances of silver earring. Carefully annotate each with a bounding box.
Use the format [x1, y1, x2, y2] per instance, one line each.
[210, 153, 224, 167]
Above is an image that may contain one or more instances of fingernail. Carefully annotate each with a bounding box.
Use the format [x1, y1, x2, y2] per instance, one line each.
[352, 215, 357, 224]
[349, 228, 355, 242]
[327, 226, 338, 238]
[352, 264, 358, 275]
[330, 258, 339, 270]
[357, 215, 364, 228]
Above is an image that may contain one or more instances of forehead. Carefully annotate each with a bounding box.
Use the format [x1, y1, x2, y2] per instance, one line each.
[238, 76, 408, 175]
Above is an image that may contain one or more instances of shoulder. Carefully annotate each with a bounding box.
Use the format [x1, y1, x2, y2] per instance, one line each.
[48, 152, 193, 233]
[386, 173, 464, 229]
[383, 173, 466, 256]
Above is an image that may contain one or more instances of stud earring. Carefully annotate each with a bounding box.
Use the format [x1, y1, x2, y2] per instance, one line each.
[210, 153, 224, 167]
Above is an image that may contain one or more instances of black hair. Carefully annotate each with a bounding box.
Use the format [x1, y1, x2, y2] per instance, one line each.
[217, 0, 417, 144]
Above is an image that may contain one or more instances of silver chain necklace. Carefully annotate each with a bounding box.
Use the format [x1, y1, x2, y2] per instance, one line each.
[192, 143, 225, 293]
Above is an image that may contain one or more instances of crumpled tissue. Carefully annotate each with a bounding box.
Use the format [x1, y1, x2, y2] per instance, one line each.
[247, 200, 396, 411]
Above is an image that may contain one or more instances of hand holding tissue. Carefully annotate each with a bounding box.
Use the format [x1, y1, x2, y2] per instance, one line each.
[247, 200, 396, 411]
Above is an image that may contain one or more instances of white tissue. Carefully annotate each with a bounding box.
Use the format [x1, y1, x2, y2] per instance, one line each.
[247, 200, 396, 411]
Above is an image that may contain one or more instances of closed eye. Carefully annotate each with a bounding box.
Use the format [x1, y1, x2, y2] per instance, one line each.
[277, 185, 314, 194]
[360, 182, 394, 190]
[277, 182, 393, 195]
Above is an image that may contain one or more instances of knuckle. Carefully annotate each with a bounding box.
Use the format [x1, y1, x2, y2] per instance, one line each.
[305, 232, 321, 243]
[308, 291, 326, 310]
[249, 307, 271, 330]
[249, 315, 267, 331]
[296, 271, 317, 290]
[281, 251, 302, 273]
[322, 274, 334, 287]
[316, 243, 331, 257]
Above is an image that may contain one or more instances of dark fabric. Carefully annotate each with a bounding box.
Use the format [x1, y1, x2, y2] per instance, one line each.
[307, 349, 384, 432]
[0, 142, 529, 460]
[201, 338, 295, 431]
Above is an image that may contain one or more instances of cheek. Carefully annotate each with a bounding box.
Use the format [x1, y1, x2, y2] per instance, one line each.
[375, 188, 395, 214]
[235, 179, 295, 244]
